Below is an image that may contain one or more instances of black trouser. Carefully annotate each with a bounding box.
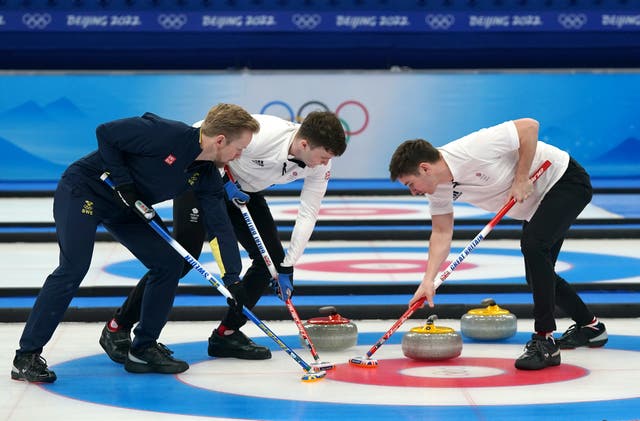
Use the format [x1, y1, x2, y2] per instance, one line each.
[520, 157, 594, 333]
[114, 189, 284, 331]
[221, 191, 285, 329]
[115, 189, 205, 329]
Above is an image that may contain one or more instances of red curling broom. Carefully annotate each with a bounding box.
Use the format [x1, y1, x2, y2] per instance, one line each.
[349, 160, 552, 368]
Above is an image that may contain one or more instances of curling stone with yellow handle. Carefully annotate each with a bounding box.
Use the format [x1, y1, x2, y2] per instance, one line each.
[401, 315, 462, 361]
[301, 306, 358, 351]
[460, 298, 517, 340]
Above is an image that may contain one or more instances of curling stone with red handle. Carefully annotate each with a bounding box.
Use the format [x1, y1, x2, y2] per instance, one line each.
[301, 306, 358, 351]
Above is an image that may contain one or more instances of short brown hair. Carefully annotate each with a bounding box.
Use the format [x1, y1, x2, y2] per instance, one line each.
[296, 111, 347, 156]
[201, 103, 260, 143]
[389, 139, 441, 181]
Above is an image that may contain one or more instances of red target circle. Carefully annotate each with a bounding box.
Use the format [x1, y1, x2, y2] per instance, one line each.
[296, 259, 476, 274]
[328, 358, 588, 388]
[282, 207, 420, 217]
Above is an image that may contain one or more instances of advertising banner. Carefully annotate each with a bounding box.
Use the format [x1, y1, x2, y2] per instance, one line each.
[0, 71, 638, 181]
[2, 11, 640, 32]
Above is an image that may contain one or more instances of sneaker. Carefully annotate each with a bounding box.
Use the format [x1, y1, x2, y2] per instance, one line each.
[515, 334, 561, 370]
[11, 352, 57, 383]
[124, 343, 189, 374]
[99, 323, 131, 364]
[208, 329, 272, 360]
[557, 322, 608, 349]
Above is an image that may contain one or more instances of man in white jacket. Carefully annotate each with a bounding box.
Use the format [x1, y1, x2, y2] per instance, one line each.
[100, 111, 347, 361]
[389, 118, 607, 370]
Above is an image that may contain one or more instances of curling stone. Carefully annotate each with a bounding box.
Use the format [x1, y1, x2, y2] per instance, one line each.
[301, 306, 358, 351]
[460, 298, 517, 340]
[402, 315, 462, 361]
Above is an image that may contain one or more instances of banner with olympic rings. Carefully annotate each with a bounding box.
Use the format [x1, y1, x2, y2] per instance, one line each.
[0, 71, 638, 181]
[2, 11, 640, 32]
[259, 100, 369, 142]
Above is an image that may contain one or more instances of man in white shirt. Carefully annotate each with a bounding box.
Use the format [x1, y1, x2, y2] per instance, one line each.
[388, 118, 607, 370]
[100, 111, 346, 361]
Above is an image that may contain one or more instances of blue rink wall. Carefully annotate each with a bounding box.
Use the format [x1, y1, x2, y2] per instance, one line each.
[0, 70, 639, 182]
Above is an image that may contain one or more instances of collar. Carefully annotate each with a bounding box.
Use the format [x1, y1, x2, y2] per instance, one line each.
[287, 156, 306, 168]
[284, 127, 307, 168]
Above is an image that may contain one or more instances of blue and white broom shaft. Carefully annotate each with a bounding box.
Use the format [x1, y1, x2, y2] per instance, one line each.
[239, 205, 324, 361]
[147, 223, 315, 373]
[354, 160, 552, 363]
[236, 199, 324, 359]
[100, 173, 319, 377]
[225, 167, 327, 366]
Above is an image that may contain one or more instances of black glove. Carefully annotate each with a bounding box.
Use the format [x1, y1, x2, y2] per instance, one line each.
[114, 183, 155, 221]
[114, 183, 139, 208]
[226, 281, 248, 312]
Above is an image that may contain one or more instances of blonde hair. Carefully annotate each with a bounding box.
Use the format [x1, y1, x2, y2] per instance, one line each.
[201, 103, 260, 143]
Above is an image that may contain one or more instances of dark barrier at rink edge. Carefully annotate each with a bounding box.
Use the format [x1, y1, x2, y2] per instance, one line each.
[1, 224, 639, 242]
[2, 8, 640, 69]
[1, 303, 639, 323]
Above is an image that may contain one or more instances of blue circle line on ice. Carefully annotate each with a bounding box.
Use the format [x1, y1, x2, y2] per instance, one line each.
[102, 246, 640, 285]
[41, 332, 640, 419]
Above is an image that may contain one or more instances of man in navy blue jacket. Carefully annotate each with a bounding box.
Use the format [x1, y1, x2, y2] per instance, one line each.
[11, 104, 259, 383]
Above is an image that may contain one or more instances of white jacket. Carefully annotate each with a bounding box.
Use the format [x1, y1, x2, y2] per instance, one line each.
[195, 114, 331, 266]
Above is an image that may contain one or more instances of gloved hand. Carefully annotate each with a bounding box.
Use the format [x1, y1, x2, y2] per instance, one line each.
[270, 265, 294, 302]
[226, 281, 248, 312]
[114, 183, 139, 208]
[224, 180, 250, 206]
[114, 183, 156, 221]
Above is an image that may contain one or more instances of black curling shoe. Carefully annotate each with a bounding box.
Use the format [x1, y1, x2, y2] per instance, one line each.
[208, 329, 272, 360]
[11, 352, 57, 383]
[557, 322, 608, 349]
[515, 334, 561, 370]
[99, 323, 131, 364]
[125, 343, 189, 374]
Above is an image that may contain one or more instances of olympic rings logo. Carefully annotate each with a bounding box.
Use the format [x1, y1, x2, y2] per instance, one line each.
[158, 14, 187, 30]
[557, 13, 587, 29]
[291, 14, 322, 30]
[22, 13, 51, 29]
[425, 14, 455, 30]
[259, 100, 369, 139]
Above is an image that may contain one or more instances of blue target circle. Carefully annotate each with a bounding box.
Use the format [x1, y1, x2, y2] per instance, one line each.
[103, 246, 640, 286]
[41, 332, 640, 419]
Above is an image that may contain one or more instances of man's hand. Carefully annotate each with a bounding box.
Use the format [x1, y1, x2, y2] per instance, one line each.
[510, 179, 534, 203]
[271, 265, 294, 301]
[114, 183, 155, 221]
[226, 281, 248, 312]
[114, 183, 139, 208]
[224, 181, 250, 206]
[409, 276, 436, 308]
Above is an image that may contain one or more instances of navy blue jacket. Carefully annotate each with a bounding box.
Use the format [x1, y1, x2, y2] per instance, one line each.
[70, 112, 242, 284]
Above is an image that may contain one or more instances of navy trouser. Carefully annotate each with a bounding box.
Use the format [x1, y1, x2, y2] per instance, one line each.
[115, 189, 284, 331]
[521, 158, 594, 333]
[18, 172, 184, 354]
[115, 190, 205, 329]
